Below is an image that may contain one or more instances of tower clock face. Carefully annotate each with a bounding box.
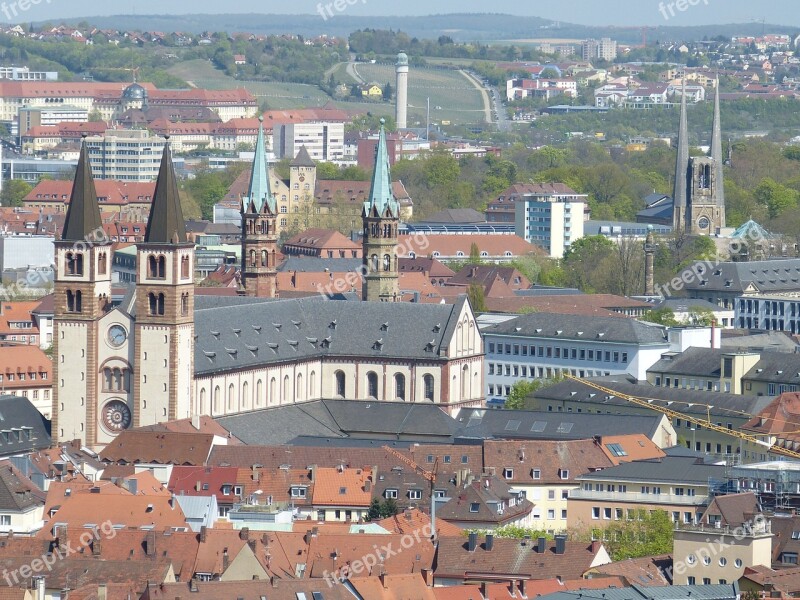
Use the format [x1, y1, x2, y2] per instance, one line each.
[102, 400, 132, 433]
[108, 325, 128, 348]
[299, 175, 305, 182]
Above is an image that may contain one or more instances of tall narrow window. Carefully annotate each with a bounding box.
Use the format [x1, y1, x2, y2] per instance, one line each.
[335, 371, 345, 397]
[395, 373, 406, 401]
[98, 253, 107, 275]
[74, 291, 82, 313]
[424, 375, 435, 402]
[367, 372, 378, 400]
[181, 256, 190, 279]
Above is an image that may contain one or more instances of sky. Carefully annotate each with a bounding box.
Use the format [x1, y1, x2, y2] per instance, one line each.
[6, 0, 800, 27]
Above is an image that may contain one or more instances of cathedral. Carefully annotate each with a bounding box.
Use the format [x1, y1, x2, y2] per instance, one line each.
[52, 123, 484, 448]
[672, 81, 726, 235]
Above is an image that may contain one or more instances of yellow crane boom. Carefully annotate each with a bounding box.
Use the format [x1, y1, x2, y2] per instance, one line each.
[563, 375, 800, 461]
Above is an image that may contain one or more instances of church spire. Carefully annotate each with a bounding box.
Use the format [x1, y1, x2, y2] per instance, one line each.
[145, 139, 187, 245]
[673, 77, 689, 212]
[365, 119, 399, 218]
[710, 79, 725, 208]
[243, 116, 275, 215]
[61, 138, 103, 242]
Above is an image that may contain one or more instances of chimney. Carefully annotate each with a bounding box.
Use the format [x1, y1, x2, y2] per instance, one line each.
[521, 579, 529, 597]
[468, 532, 478, 552]
[239, 527, 250, 541]
[200, 526, 207, 543]
[480, 582, 489, 597]
[222, 547, 230, 572]
[97, 584, 107, 600]
[145, 530, 156, 557]
[591, 540, 602, 554]
[248, 539, 256, 552]
[189, 578, 198, 592]
[380, 573, 389, 589]
[191, 413, 201, 430]
[537, 537, 547, 554]
[485, 534, 494, 552]
[195, 480, 202, 492]
[555, 534, 567, 555]
[364, 479, 371, 492]
[421, 568, 434, 587]
[91, 540, 101, 556]
[35, 576, 45, 600]
[309, 465, 316, 482]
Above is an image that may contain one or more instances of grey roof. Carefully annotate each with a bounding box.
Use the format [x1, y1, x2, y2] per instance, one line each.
[194, 296, 466, 376]
[539, 584, 739, 600]
[0, 396, 52, 457]
[276, 257, 363, 273]
[61, 143, 103, 242]
[577, 455, 726, 484]
[145, 144, 187, 244]
[636, 202, 674, 222]
[534, 378, 773, 421]
[175, 495, 216, 522]
[648, 347, 724, 378]
[454, 408, 666, 441]
[216, 399, 462, 445]
[683, 258, 800, 294]
[290, 146, 315, 168]
[743, 352, 800, 384]
[0, 462, 45, 512]
[417, 208, 486, 225]
[721, 331, 799, 354]
[656, 298, 722, 313]
[584, 220, 673, 236]
[483, 312, 669, 345]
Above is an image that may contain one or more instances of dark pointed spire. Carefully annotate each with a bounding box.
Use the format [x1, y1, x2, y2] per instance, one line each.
[145, 139, 187, 244]
[673, 77, 689, 210]
[291, 146, 315, 168]
[711, 79, 725, 208]
[364, 119, 399, 218]
[61, 138, 103, 242]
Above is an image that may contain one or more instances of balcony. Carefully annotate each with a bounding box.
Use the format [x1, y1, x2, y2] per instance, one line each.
[569, 489, 708, 506]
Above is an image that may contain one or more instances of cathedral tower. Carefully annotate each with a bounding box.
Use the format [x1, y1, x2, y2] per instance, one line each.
[240, 117, 279, 298]
[362, 119, 400, 302]
[52, 139, 112, 445]
[134, 139, 195, 426]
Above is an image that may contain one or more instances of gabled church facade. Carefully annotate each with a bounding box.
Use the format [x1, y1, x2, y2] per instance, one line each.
[53, 125, 484, 448]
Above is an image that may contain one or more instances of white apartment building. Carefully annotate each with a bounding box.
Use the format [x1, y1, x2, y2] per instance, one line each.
[273, 122, 345, 163]
[582, 38, 618, 62]
[483, 312, 718, 398]
[514, 186, 587, 258]
[85, 129, 167, 182]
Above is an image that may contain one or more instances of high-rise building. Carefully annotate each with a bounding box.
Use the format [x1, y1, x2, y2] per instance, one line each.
[514, 185, 588, 259]
[273, 122, 344, 163]
[85, 129, 166, 182]
[581, 38, 618, 61]
[362, 120, 400, 302]
[395, 52, 409, 130]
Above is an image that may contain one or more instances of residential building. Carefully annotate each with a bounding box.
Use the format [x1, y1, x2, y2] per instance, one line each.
[283, 228, 361, 259]
[582, 38, 618, 61]
[17, 105, 88, 140]
[0, 66, 57, 82]
[0, 301, 41, 346]
[0, 396, 52, 457]
[488, 183, 586, 225]
[310, 466, 373, 522]
[23, 179, 155, 215]
[483, 312, 717, 396]
[85, 129, 167, 182]
[0, 461, 45, 534]
[0, 347, 52, 418]
[568, 455, 727, 530]
[398, 233, 540, 263]
[514, 187, 587, 258]
[273, 122, 345, 163]
[437, 474, 534, 530]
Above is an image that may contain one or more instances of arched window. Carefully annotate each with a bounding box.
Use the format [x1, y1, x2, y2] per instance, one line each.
[250, 250, 256, 267]
[103, 368, 113, 390]
[423, 375, 435, 402]
[65, 252, 76, 275]
[199, 389, 207, 415]
[66, 290, 75, 313]
[181, 256, 190, 279]
[371, 254, 379, 271]
[74, 291, 82, 313]
[334, 371, 345, 397]
[256, 380, 263, 407]
[158, 255, 166, 278]
[395, 373, 406, 401]
[296, 373, 303, 402]
[148, 255, 157, 278]
[283, 375, 290, 402]
[98, 253, 107, 275]
[242, 381, 249, 409]
[461, 365, 470, 400]
[228, 384, 235, 410]
[148, 293, 165, 316]
[367, 372, 379, 400]
[261, 250, 267, 267]
[157, 294, 165, 315]
[269, 377, 277, 405]
[76, 253, 84, 276]
[383, 254, 391, 272]
[213, 386, 221, 414]
[309, 371, 316, 398]
[181, 293, 189, 317]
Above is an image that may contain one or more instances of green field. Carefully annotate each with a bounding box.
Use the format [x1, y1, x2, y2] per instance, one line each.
[167, 59, 488, 125]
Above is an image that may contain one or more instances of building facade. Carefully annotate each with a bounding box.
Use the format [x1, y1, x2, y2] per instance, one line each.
[514, 187, 587, 258]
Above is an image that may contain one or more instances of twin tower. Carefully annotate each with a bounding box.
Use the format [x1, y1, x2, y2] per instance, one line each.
[672, 81, 726, 235]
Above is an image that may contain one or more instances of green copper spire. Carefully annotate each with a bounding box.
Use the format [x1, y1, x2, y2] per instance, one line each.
[364, 119, 399, 218]
[61, 139, 103, 242]
[243, 117, 275, 214]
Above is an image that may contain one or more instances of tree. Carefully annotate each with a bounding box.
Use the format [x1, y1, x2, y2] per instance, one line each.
[383, 81, 393, 101]
[504, 380, 541, 410]
[467, 283, 487, 313]
[754, 178, 799, 219]
[642, 307, 679, 326]
[0, 179, 32, 207]
[468, 242, 482, 265]
[687, 306, 715, 326]
[380, 498, 399, 518]
[588, 509, 673, 561]
[367, 498, 382, 521]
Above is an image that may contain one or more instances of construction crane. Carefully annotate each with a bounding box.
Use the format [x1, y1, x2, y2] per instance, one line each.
[382, 446, 439, 543]
[563, 375, 800, 461]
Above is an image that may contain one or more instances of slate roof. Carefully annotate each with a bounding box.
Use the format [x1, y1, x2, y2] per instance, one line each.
[0, 396, 52, 456]
[720, 331, 798, 354]
[483, 312, 669, 345]
[420, 208, 487, 224]
[60, 142, 103, 242]
[648, 347, 724, 378]
[0, 460, 45, 511]
[683, 258, 800, 294]
[215, 399, 463, 445]
[290, 145, 316, 167]
[742, 353, 800, 384]
[144, 144, 187, 244]
[535, 584, 739, 600]
[194, 296, 468, 376]
[702, 492, 759, 527]
[455, 408, 667, 442]
[575, 456, 726, 485]
[534, 378, 773, 421]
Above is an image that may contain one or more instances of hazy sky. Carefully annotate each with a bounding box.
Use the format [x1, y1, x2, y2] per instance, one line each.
[8, 0, 800, 27]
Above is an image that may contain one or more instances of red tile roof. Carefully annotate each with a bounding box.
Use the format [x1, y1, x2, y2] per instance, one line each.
[25, 180, 155, 206]
[99, 431, 216, 466]
[311, 467, 373, 507]
[397, 234, 542, 259]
